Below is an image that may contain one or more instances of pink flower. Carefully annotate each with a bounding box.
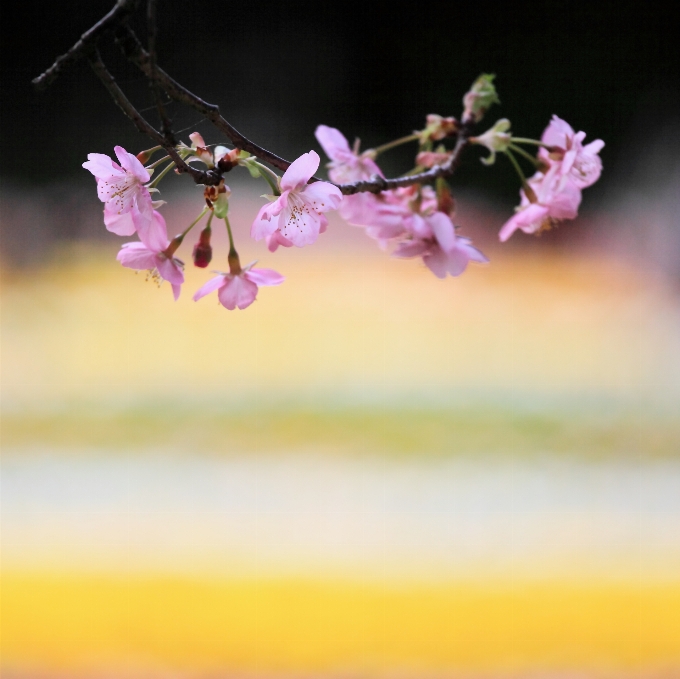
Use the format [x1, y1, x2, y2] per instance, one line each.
[393, 211, 488, 278]
[538, 115, 604, 189]
[116, 211, 184, 300]
[498, 165, 582, 242]
[315, 125, 382, 184]
[251, 151, 342, 247]
[193, 265, 284, 310]
[315, 125, 383, 223]
[83, 145, 154, 236]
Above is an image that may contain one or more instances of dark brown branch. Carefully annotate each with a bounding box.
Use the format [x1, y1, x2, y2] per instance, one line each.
[115, 25, 475, 194]
[146, 0, 176, 145]
[115, 25, 299, 173]
[88, 50, 220, 185]
[32, 0, 140, 91]
[339, 120, 475, 195]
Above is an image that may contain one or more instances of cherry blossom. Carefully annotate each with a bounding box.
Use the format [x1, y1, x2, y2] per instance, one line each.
[394, 211, 488, 278]
[251, 150, 342, 247]
[498, 165, 582, 242]
[538, 115, 604, 188]
[83, 145, 153, 236]
[116, 211, 184, 300]
[193, 265, 284, 310]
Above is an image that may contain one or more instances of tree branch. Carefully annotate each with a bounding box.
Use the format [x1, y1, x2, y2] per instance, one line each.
[88, 50, 220, 185]
[115, 25, 309, 174]
[32, 0, 140, 91]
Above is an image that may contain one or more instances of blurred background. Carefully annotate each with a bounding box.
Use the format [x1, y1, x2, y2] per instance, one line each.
[1, 1, 679, 677]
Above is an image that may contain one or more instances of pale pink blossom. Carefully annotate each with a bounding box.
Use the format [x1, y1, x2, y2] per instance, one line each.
[315, 125, 384, 223]
[499, 165, 582, 242]
[315, 125, 382, 184]
[193, 265, 284, 310]
[83, 146, 154, 236]
[393, 211, 488, 278]
[116, 211, 184, 300]
[538, 115, 604, 188]
[251, 151, 342, 247]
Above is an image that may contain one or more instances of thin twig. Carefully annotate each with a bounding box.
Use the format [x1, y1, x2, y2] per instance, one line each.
[32, 0, 140, 90]
[146, 0, 176, 145]
[115, 25, 305, 173]
[88, 50, 220, 185]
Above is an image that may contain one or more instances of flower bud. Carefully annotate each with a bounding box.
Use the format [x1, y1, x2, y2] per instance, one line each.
[419, 114, 459, 144]
[192, 225, 213, 268]
[136, 147, 160, 165]
[463, 74, 500, 123]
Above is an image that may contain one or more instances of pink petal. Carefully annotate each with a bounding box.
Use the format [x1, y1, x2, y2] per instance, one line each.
[428, 212, 456, 252]
[114, 145, 151, 183]
[218, 275, 258, 310]
[547, 180, 581, 220]
[541, 115, 574, 147]
[445, 246, 471, 277]
[193, 275, 227, 301]
[171, 283, 182, 301]
[393, 240, 429, 258]
[423, 247, 449, 279]
[266, 231, 294, 252]
[82, 153, 118, 179]
[155, 256, 184, 286]
[117, 242, 157, 270]
[315, 125, 352, 161]
[137, 209, 169, 252]
[246, 268, 285, 286]
[300, 181, 343, 212]
[104, 208, 137, 236]
[280, 151, 320, 192]
[498, 204, 549, 242]
[251, 201, 280, 241]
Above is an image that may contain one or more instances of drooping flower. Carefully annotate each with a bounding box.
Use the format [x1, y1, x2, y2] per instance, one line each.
[498, 165, 582, 242]
[393, 211, 488, 278]
[193, 265, 284, 310]
[251, 150, 342, 247]
[116, 211, 184, 300]
[83, 146, 154, 236]
[538, 115, 604, 189]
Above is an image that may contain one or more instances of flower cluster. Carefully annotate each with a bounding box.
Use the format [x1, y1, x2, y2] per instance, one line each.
[83, 78, 603, 311]
[498, 116, 604, 241]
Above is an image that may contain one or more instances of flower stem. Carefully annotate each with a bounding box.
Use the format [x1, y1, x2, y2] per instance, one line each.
[372, 133, 420, 156]
[510, 137, 549, 147]
[185, 207, 209, 235]
[147, 159, 176, 189]
[505, 148, 529, 187]
[224, 215, 237, 256]
[253, 161, 281, 195]
[508, 143, 541, 167]
[146, 154, 172, 170]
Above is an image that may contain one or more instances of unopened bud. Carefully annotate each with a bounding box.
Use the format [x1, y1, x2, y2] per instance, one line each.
[136, 147, 160, 165]
[416, 150, 452, 168]
[216, 148, 243, 172]
[463, 74, 500, 123]
[192, 226, 213, 268]
[419, 114, 460, 144]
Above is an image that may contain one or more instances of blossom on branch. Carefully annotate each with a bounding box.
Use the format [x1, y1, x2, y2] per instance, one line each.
[83, 145, 154, 236]
[538, 115, 604, 189]
[193, 265, 284, 311]
[498, 165, 582, 241]
[251, 151, 342, 247]
[116, 211, 184, 300]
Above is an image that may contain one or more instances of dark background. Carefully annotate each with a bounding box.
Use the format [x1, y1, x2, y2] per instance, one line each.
[1, 0, 679, 265]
